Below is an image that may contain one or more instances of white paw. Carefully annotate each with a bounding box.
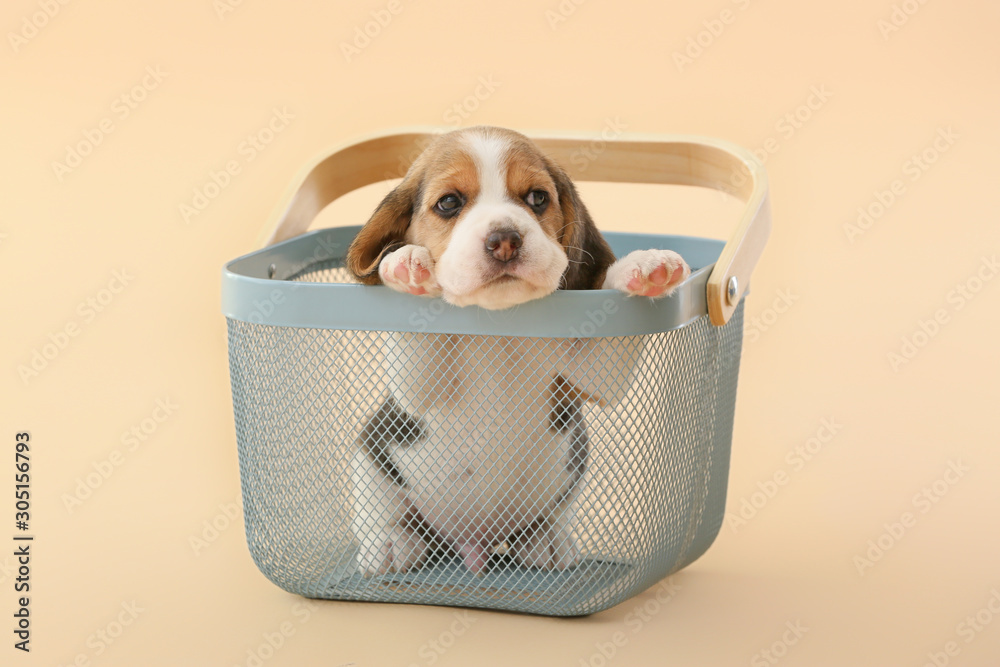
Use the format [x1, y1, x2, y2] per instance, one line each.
[603, 249, 690, 298]
[511, 523, 580, 571]
[356, 526, 429, 576]
[378, 245, 442, 297]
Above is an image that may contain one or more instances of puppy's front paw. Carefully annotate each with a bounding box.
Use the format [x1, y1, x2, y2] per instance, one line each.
[378, 245, 442, 297]
[510, 522, 580, 571]
[604, 249, 690, 298]
[357, 526, 430, 576]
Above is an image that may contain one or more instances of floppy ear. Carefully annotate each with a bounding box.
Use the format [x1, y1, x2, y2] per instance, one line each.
[544, 158, 616, 291]
[346, 177, 421, 285]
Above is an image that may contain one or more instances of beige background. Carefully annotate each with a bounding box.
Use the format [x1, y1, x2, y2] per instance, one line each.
[3, 0, 999, 665]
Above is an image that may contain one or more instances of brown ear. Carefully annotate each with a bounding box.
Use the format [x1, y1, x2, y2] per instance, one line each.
[346, 178, 421, 285]
[544, 158, 616, 290]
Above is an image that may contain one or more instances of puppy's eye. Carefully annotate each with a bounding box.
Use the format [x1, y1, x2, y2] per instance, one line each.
[525, 190, 549, 212]
[435, 194, 463, 216]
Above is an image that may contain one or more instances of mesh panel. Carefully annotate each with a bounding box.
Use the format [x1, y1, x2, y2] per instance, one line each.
[227, 261, 744, 616]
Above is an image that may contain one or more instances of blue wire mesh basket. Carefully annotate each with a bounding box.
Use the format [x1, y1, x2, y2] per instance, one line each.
[221, 129, 770, 616]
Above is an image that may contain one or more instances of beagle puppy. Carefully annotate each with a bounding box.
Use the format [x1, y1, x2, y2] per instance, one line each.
[345, 126, 689, 575]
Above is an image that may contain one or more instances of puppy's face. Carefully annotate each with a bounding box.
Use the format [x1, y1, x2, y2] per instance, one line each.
[348, 127, 614, 309]
[410, 130, 571, 308]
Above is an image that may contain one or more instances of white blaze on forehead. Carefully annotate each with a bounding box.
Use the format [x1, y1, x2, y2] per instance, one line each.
[434, 129, 568, 310]
[462, 131, 512, 205]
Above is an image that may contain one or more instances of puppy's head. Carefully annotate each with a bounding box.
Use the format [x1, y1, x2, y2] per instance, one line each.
[347, 126, 614, 310]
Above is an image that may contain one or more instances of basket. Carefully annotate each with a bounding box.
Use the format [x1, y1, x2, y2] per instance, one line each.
[221, 129, 770, 616]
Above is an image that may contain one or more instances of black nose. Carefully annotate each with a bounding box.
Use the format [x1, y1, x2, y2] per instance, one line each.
[485, 229, 522, 263]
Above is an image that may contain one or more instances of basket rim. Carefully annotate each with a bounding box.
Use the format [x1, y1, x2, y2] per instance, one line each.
[221, 225, 737, 337]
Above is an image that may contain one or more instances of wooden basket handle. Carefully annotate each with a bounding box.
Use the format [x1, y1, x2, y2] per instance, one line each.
[260, 128, 770, 326]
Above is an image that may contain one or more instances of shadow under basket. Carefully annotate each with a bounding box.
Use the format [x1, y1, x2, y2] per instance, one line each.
[221, 130, 770, 616]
